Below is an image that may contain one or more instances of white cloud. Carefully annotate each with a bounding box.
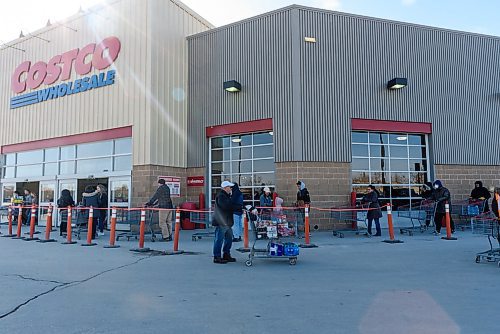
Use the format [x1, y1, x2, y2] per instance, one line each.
[318, 0, 342, 11]
[402, 0, 417, 6]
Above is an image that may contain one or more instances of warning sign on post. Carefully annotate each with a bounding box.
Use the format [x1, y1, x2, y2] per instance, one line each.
[158, 176, 181, 197]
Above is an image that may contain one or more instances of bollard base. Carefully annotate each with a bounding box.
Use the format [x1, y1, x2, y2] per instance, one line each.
[236, 247, 251, 253]
[38, 239, 56, 243]
[104, 245, 120, 249]
[164, 250, 184, 255]
[11, 236, 24, 239]
[130, 247, 150, 253]
[23, 237, 40, 241]
[441, 236, 458, 241]
[383, 239, 404, 244]
[299, 243, 318, 248]
[61, 241, 77, 245]
[81, 242, 97, 247]
[24, 231, 41, 235]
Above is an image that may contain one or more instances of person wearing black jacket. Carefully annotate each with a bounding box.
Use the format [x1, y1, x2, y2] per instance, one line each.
[96, 184, 108, 236]
[145, 179, 174, 241]
[431, 180, 455, 235]
[470, 180, 491, 212]
[231, 183, 244, 242]
[362, 185, 382, 236]
[57, 189, 75, 236]
[212, 181, 242, 264]
[82, 185, 99, 239]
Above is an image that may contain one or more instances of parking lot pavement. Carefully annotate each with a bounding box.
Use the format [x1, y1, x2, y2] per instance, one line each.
[0, 228, 499, 334]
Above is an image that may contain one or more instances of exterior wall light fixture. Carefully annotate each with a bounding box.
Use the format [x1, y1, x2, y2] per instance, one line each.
[223, 80, 242, 92]
[387, 78, 407, 89]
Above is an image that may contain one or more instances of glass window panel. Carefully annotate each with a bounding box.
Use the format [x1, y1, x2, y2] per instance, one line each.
[16, 164, 43, 177]
[77, 158, 112, 174]
[211, 149, 230, 162]
[352, 144, 368, 157]
[369, 133, 388, 144]
[352, 171, 369, 184]
[370, 158, 389, 171]
[410, 172, 428, 184]
[17, 150, 43, 164]
[390, 159, 408, 171]
[230, 135, 252, 147]
[409, 186, 421, 197]
[232, 174, 253, 187]
[392, 198, 411, 210]
[352, 185, 368, 199]
[409, 146, 427, 159]
[253, 159, 274, 173]
[351, 132, 368, 143]
[40, 183, 56, 202]
[44, 148, 59, 162]
[409, 159, 427, 171]
[111, 180, 130, 203]
[391, 186, 410, 198]
[60, 146, 75, 160]
[232, 160, 252, 174]
[211, 162, 230, 175]
[352, 158, 369, 170]
[6, 153, 16, 166]
[2, 184, 14, 204]
[389, 146, 408, 158]
[376, 186, 392, 199]
[370, 145, 388, 157]
[114, 155, 132, 171]
[408, 135, 425, 146]
[253, 173, 275, 186]
[211, 188, 219, 202]
[370, 172, 390, 184]
[77, 141, 113, 158]
[211, 175, 222, 188]
[389, 134, 408, 145]
[391, 172, 409, 184]
[4, 167, 15, 178]
[211, 137, 230, 149]
[44, 163, 58, 176]
[253, 132, 273, 145]
[231, 147, 252, 160]
[253, 145, 274, 159]
[240, 188, 254, 201]
[59, 182, 76, 201]
[115, 138, 132, 154]
[60, 161, 75, 175]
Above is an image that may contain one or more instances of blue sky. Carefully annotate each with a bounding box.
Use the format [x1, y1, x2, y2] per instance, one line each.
[0, 0, 498, 44]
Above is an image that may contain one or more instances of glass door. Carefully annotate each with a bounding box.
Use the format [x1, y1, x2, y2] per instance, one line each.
[38, 181, 56, 227]
[109, 177, 131, 231]
[2, 183, 15, 205]
[57, 179, 77, 227]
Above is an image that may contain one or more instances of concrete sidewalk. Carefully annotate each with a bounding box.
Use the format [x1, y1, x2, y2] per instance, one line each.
[0, 227, 499, 334]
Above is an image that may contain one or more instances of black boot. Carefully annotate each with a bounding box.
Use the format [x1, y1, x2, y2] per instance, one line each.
[213, 257, 228, 264]
[223, 253, 236, 262]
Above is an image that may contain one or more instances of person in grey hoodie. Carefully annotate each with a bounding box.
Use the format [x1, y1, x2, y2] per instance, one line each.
[145, 179, 174, 241]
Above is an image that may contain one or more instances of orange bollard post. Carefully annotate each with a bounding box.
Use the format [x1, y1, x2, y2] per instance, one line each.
[441, 202, 457, 241]
[61, 206, 77, 244]
[383, 205, 403, 244]
[131, 209, 150, 252]
[39, 205, 56, 243]
[82, 207, 97, 246]
[237, 212, 250, 253]
[104, 207, 120, 248]
[165, 209, 183, 255]
[300, 206, 318, 248]
[2, 206, 14, 237]
[24, 205, 39, 241]
[12, 206, 24, 239]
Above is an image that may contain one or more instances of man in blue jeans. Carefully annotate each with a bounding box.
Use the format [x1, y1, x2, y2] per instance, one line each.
[213, 181, 242, 264]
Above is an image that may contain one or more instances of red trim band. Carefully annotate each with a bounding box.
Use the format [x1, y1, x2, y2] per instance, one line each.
[351, 118, 432, 134]
[1, 126, 132, 154]
[206, 119, 273, 137]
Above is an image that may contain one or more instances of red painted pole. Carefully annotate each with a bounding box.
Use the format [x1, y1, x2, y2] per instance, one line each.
[104, 207, 120, 248]
[173, 209, 181, 252]
[81, 207, 97, 246]
[14, 206, 23, 239]
[384, 205, 403, 244]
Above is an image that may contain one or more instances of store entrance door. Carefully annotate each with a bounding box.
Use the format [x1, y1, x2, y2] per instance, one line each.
[76, 178, 108, 204]
[38, 181, 56, 227]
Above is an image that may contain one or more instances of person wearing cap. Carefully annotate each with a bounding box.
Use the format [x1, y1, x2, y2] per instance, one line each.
[470, 180, 491, 212]
[259, 187, 273, 215]
[212, 180, 242, 264]
[145, 179, 174, 241]
[430, 180, 455, 235]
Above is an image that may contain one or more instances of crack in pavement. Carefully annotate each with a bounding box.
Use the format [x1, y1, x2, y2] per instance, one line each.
[4, 274, 71, 285]
[0, 254, 154, 320]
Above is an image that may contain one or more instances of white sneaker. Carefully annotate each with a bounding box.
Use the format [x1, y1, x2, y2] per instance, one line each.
[98, 232, 105, 236]
[433, 231, 441, 235]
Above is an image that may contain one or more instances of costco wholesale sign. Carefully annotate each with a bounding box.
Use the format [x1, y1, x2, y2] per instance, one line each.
[10, 36, 121, 109]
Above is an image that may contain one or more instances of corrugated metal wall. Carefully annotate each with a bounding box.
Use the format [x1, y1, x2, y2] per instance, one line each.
[0, 0, 211, 167]
[187, 5, 500, 167]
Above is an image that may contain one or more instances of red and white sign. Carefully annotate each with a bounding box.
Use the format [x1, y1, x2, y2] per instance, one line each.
[158, 176, 181, 197]
[187, 176, 205, 187]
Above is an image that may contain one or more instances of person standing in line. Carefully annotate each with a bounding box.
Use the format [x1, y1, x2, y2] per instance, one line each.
[470, 180, 491, 212]
[23, 189, 33, 225]
[296, 181, 311, 232]
[82, 185, 99, 239]
[231, 182, 244, 242]
[57, 189, 75, 236]
[431, 180, 455, 235]
[96, 184, 108, 236]
[259, 187, 273, 215]
[145, 179, 174, 241]
[492, 187, 500, 218]
[212, 181, 241, 264]
[362, 185, 382, 236]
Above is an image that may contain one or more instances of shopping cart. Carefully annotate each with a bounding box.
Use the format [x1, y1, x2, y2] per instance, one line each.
[474, 213, 500, 266]
[190, 211, 214, 241]
[330, 204, 370, 238]
[245, 210, 299, 266]
[398, 200, 436, 236]
[452, 199, 486, 231]
[116, 209, 161, 242]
